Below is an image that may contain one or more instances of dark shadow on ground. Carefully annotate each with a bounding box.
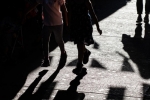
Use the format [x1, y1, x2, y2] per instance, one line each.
[0, 19, 45, 100]
[143, 84, 150, 100]
[54, 68, 87, 100]
[67, 59, 78, 66]
[90, 58, 107, 69]
[0, 48, 44, 100]
[31, 64, 65, 100]
[106, 87, 126, 100]
[18, 63, 64, 100]
[67, 58, 107, 69]
[116, 52, 134, 72]
[121, 23, 150, 79]
[91, 0, 130, 22]
[18, 70, 48, 100]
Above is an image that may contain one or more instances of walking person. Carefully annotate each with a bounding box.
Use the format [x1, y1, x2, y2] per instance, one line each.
[67, 0, 102, 75]
[136, 0, 150, 23]
[22, 0, 68, 67]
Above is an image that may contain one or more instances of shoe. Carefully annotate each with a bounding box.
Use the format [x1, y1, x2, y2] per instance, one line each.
[72, 63, 83, 75]
[58, 51, 67, 68]
[136, 15, 142, 23]
[83, 49, 91, 64]
[42, 59, 50, 67]
[144, 15, 149, 23]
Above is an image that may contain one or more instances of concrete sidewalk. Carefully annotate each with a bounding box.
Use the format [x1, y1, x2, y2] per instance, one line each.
[1, 0, 150, 100]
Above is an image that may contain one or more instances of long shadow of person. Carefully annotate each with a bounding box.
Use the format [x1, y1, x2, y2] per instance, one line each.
[143, 23, 150, 56]
[24, 63, 66, 100]
[54, 68, 87, 100]
[142, 23, 150, 99]
[18, 70, 48, 100]
[0, 48, 43, 100]
[122, 23, 150, 99]
[122, 23, 150, 79]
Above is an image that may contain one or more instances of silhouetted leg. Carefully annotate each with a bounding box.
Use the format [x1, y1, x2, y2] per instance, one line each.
[77, 43, 85, 64]
[72, 43, 85, 75]
[144, 0, 150, 23]
[53, 25, 67, 67]
[83, 48, 91, 64]
[136, 0, 143, 22]
[42, 26, 51, 67]
[53, 25, 65, 54]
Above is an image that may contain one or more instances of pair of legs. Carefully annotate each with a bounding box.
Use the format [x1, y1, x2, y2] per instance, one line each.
[42, 25, 66, 67]
[136, 0, 150, 22]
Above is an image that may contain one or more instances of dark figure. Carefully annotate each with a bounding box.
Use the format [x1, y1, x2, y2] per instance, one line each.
[23, 0, 68, 67]
[67, 0, 102, 75]
[136, 0, 150, 23]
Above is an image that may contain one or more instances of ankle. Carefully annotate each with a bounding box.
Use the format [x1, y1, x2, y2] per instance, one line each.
[44, 58, 49, 61]
[77, 62, 83, 68]
[61, 50, 66, 55]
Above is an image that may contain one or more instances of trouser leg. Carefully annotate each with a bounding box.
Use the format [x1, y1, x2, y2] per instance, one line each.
[42, 26, 51, 60]
[136, 0, 143, 14]
[145, 0, 150, 14]
[53, 25, 65, 53]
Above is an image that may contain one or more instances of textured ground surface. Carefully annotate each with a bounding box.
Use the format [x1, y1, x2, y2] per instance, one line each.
[1, 0, 150, 100]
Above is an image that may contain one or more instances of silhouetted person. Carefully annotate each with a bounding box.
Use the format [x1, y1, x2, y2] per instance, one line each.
[67, 0, 102, 75]
[136, 0, 150, 23]
[22, 0, 68, 67]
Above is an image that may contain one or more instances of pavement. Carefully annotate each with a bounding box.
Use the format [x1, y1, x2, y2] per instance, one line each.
[1, 0, 150, 100]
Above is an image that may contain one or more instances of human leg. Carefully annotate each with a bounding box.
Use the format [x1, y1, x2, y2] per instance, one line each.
[144, 0, 150, 23]
[53, 25, 67, 67]
[42, 26, 51, 67]
[53, 25, 65, 54]
[72, 43, 85, 75]
[136, 0, 143, 22]
[76, 40, 91, 64]
[83, 48, 91, 64]
[77, 43, 85, 64]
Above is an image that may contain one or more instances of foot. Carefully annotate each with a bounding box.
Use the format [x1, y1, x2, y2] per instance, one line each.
[72, 63, 83, 75]
[144, 14, 149, 23]
[42, 59, 50, 67]
[58, 51, 67, 68]
[83, 49, 91, 64]
[136, 15, 142, 23]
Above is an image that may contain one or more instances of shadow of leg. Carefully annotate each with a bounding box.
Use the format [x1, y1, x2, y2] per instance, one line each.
[54, 68, 87, 100]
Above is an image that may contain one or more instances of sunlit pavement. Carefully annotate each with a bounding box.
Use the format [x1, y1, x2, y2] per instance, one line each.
[10, 0, 150, 100]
